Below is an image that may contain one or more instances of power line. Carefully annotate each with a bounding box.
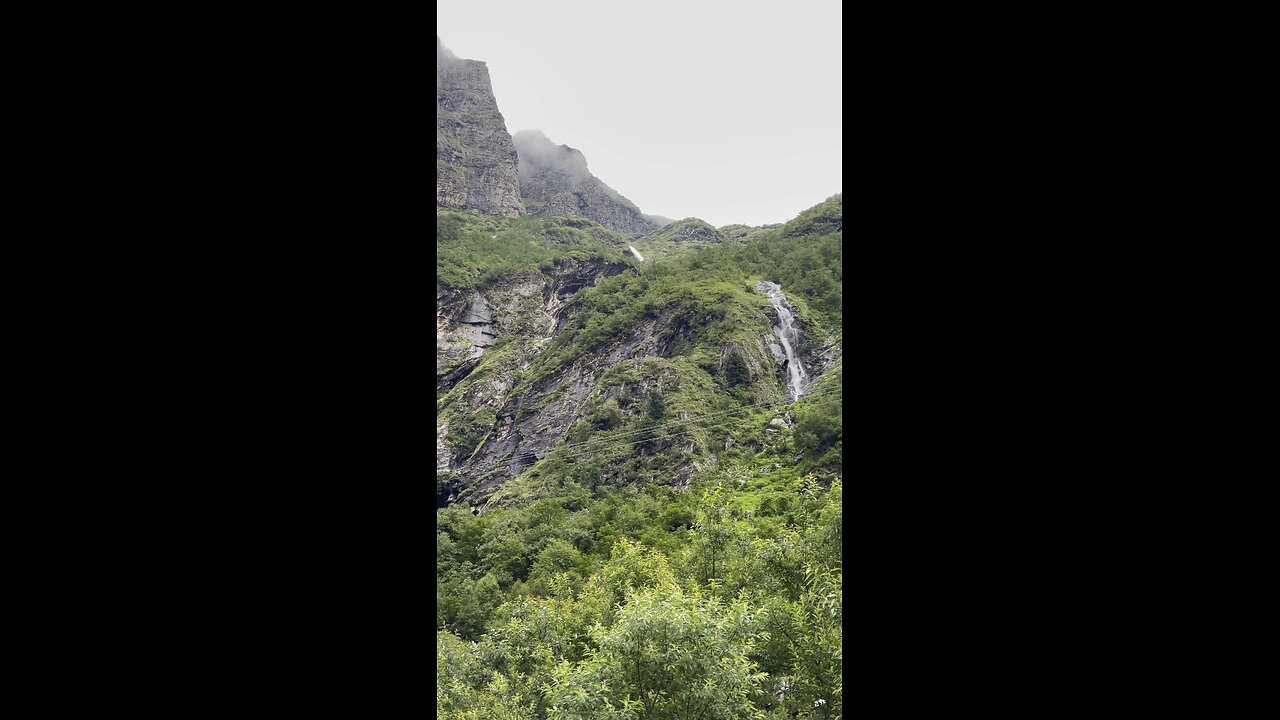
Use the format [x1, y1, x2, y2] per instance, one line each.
[536, 383, 835, 466]
[471, 384, 839, 469]
[494, 386, 836, 466]
[510, 426, 704, 472]
[551, 394, 794, 450]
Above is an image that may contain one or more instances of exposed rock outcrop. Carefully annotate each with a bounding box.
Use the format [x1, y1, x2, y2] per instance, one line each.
[513, 129, 657, 235]
[443, 315, 717, 508]
[437, 259, 632, 396]
[438, 269, 841, 508]
[438, 298, 808, 508]
[437, 37, 525, 217]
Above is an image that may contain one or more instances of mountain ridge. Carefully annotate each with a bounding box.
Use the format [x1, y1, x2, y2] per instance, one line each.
[513, 129, 658, 236]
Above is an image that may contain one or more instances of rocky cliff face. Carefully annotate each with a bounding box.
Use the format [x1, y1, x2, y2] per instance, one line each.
[438, 311, 747, 509]
[513, 130, 657, 236]
[437, 38, 525, 218]
[438, 258, 637, 506]
[436, 261, 837, 510]
[437, 258, 632, 396]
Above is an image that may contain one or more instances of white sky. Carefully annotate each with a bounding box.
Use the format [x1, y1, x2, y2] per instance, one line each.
[438, 0, 842, 228]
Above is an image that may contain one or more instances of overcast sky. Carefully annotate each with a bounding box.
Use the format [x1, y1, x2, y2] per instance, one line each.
[438, 0, 841, 228]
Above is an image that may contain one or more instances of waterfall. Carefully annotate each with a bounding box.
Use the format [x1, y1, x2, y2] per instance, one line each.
[758, 281, 807, 400]
[629, 245, 645, 262]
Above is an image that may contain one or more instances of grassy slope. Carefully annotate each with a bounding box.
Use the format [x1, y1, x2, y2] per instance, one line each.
[437, 209, 635, 292]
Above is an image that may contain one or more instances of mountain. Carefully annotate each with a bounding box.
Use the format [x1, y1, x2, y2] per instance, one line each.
[513, 129, 658, 235]
[719, 222, 781, 243]
[436, 195, 842, 510]
[628, 217, 730, 263]
[436, 38, 525, 217]
[436, 36, 842, 717]
[436, 195, 843, 715]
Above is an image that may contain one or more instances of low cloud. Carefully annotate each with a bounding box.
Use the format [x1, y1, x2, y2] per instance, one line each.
[437, 36, 458, 63]
[512, 129, 592, 183]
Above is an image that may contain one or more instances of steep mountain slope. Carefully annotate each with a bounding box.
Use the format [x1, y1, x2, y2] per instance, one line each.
[436, 197, 843, 718]
[435, 37, 841, 718]
[436, 195, 842, 511]
[436, 38, 525, 217]
[436, 211, 634, 397]
[513, 129, 658, 235]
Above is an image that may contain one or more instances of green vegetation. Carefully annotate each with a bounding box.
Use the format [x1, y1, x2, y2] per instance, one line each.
[731, 195, 843, 323]
[438, 470, 842, 718]
[437, 210, 633, 292]
[516, 195, 842, 393]
[628, 217, 732, 263]
[719, 223, 782, 244]
[437, 195, 843, 718]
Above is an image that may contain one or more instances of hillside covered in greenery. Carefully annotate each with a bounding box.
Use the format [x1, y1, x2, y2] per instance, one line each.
[437, 196, 843, 719]
[436, 210, 633, 292]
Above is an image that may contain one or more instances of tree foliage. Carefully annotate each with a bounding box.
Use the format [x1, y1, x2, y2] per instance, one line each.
[436, 195, 842, 718]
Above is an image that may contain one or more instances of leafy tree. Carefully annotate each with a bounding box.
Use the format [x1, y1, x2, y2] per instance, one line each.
[657, 505, 695, 531]
[445, 573, 504, 640]
[435, 196, 844, 717]
[527, 539, 590, 598]
[580, 538, 677, 623]
[646, 391, 666, 420]
[480, 596, 591, 717]
[546, 587, 768, 720]
[687, 485, 748, 589]
[785, 565, 842, 717]
[724, 351, 751, 387]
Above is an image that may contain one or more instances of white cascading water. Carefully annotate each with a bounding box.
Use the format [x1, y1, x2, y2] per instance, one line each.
[760, 281, 807, 400]
[629, 245, 645, 262]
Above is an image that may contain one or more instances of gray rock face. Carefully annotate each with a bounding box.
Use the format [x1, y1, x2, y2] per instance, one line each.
[445, 317, 713, 507]
[513, 129, 657, 235]
[438, 258, 842, 508]
[437, 38, 525, 218]
[436, 259, 633, 397]
[438, 318, 799, 509]
[459, 295, 494, 325]
[437, 420, 452, 474]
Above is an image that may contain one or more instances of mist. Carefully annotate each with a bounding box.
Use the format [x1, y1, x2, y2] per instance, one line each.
[512, 130, 592, 184]
[513, 129, 637, 208]
[436, 36, 457, 62]
[438, 0, 841, 228]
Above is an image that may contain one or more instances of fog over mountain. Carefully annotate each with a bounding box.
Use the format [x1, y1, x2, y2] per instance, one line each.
[513, 129, 657, 235]
[437, 0, 841, 227]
